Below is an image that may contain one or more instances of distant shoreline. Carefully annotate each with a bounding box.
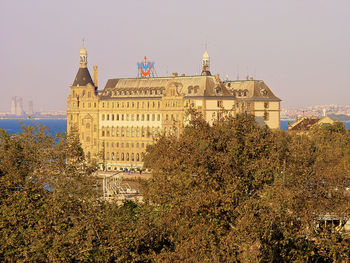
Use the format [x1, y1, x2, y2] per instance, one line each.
[0, 117, 67, 120]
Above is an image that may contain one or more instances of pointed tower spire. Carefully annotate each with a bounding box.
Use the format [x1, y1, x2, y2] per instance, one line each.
[72, 44, 93, 86]
[201, 49, 211, 76]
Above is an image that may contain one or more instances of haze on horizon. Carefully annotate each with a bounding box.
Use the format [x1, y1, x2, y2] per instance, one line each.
[0, 0, 349, 112]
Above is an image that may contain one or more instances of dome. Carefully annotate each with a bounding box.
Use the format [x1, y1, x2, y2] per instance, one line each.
[80, 46, 87, 55]
[202, 50, 209, 59]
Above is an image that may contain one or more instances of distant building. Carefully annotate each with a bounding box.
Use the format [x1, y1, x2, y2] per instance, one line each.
[288, 115, 335, 133]
[27, 100, 34, 115]
[67, 45, 281, 170]
[10, 97, 16, 115]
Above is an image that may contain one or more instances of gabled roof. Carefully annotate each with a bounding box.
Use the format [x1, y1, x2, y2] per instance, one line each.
[72, 68, 94, 86]
[224, 80, 281, 101]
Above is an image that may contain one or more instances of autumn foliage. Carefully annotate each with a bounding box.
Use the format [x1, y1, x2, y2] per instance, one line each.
[0, 115, 349, 262]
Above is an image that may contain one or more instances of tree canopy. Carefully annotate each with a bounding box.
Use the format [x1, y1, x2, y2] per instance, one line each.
[0, 115, 349, 262]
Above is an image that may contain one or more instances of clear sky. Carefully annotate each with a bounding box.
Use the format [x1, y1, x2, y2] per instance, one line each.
[0, 0, 349, 112]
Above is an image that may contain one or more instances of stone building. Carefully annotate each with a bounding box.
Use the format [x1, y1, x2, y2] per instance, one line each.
[67, 45, 281, 170]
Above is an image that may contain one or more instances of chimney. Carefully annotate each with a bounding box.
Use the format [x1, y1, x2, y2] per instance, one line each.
[93, 65, 98, 87]
[172, 72, 178, 77]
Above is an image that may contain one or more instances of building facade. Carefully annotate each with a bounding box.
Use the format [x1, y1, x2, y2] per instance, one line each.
[67, 46, 281, 170]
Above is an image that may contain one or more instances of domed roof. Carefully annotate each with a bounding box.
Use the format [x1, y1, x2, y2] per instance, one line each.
[80, 46, 87, 54]
[202, 50, 209, 59]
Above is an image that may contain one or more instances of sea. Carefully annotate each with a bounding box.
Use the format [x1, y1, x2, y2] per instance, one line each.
[0, 119, 349, 136]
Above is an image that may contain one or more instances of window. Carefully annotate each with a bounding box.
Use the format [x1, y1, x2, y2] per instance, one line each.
[157, 114, 160, 121]
[147, 114, 150, 121]
[126, 127, 130, 137]
[102, 114, 105, 121]
[131, 153, 134, 161]
[264, 102, 269, 109]
[121, 127, 125, 137]
[116, 114, 119, 120]
[112, 114, 114, 121]
[141, 114, 145, 121]
[217, 100, 223, 107]
[264, 111, 269, 121]
[131, 127, 135, 137]
[116, 153, 119, 160]
[126, 153, 129, 161]
[116, 127, 119, 137]
[142, 127, 145, 137]
[111, 152, 115, 160]
[152, 114, 155, 121]
[136, 127, 140, 137]
[106, 127, 110, 137]
[136, 153, 140, 161]
[112, 127, 115, 136]
[137, 114, 139, 121]
[188, 86, 193, 94]
[121, 153, 124, 161]
[107, 114, 110, 121]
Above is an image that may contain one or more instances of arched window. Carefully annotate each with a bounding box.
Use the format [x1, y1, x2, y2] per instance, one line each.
[142, 127, 145, 137]
[116, 127, 119, 137]
[131, 127, 135, 137]
[116, 152, 119, 160]
[136, 153, 140, 161]
[147, 127, 150, 137]
[126, 153, 129, 161]
[107, 114, 110, 121]
[121, 153, 124, 161]
[111, 152, 115, 160]
[188, 86, 193, 94]
[112, 127, 115, 136]
[131, 153, 134, 161]
[106, 127, 110, 137]
[121, 127, 125, 137]
[152, 127, 155, 137]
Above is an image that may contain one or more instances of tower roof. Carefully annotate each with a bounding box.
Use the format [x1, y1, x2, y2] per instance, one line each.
[72, 67, 94, 86]
[202, 50, 209, 59]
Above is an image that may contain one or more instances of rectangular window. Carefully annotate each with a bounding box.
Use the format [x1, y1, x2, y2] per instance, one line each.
[217, 100, 223, 107]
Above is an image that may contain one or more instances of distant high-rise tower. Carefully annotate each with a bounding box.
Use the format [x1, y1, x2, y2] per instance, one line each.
[201, 50, 211, 76]
[11, 97, 16, 114]
[27, 100, 34, 115]
[15, 97, 24, 116]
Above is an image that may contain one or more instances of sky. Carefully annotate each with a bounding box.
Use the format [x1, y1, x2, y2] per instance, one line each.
[0, 0, 349, 112]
